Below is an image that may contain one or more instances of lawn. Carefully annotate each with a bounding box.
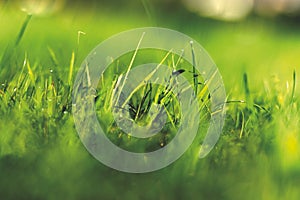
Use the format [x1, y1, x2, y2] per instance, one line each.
[0, 2, 300, 200]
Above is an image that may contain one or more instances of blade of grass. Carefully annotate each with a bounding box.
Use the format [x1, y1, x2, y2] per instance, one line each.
[48, 47, 59, 67]
[85, 61, 91, 87]
[114, 32, 145, 107]
[27, 60, 35, 84]
[141, 0, 156, 26]
[243, 72, 253, 108]
[17, 53, 28, 87]
[291, 70, 296, 103]
[68, 51, 75, 86]
[15, 14, 32, 47]
[190, 41, 198, 95]
[134, 84, 150, 121]
[121, 49, 173, 108]
[239, 110, 245, 138]
[0, 14, 32, 80]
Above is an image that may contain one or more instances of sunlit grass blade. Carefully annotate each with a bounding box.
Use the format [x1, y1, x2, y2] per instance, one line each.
[68, 51, 75, 86]
[114, 32, 145, 107]
[26, 60, 35, 85]
[121, 49, 173, 108]
[48, 47, 59, 67]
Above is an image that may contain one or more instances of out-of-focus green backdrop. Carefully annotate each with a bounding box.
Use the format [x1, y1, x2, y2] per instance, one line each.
[1, 0, 300, 88]
[0, 0, 300, 199]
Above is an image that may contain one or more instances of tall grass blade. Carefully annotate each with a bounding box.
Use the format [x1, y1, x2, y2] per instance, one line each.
[68, 51, 75, 86]
[243, 72, 253, 107]
[141, 0, 156, 26]
[15, 14, 32, 47]
[115, 32, 145, 107]
[190, 41, 198, 95]
[48, 47, 59, 67]
[121, 49, 173, 108]
[27, 61, 35, 85]
[291, 69, 296, 103]
[243, 72, 250, 98]
[0, 14, 32, 80]
[17, 53, 28, 86]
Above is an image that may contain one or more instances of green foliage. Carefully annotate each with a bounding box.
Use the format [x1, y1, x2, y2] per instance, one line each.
[0, 8, 300, 200]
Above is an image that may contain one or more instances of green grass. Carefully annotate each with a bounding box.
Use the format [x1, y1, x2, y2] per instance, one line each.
[1, 5, 300, 200]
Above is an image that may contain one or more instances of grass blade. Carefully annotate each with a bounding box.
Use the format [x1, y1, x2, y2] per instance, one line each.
[15, 14, 32, 47]
[291, 69, 296, 103]
[68, 51, 75, 86]
[27, 61, 35, 84]
[190, 41, 198, 95]
[115, 32, 145, 107]
[48, 47, 59, 67]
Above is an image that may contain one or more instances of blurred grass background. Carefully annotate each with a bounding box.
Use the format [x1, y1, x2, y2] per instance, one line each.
[0, 0, 300, 199]
[1, 0, 300, 90]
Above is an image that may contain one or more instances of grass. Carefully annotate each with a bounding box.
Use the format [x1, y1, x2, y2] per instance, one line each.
[1, 5, 300, 200]
[90, 46, 209, 153]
